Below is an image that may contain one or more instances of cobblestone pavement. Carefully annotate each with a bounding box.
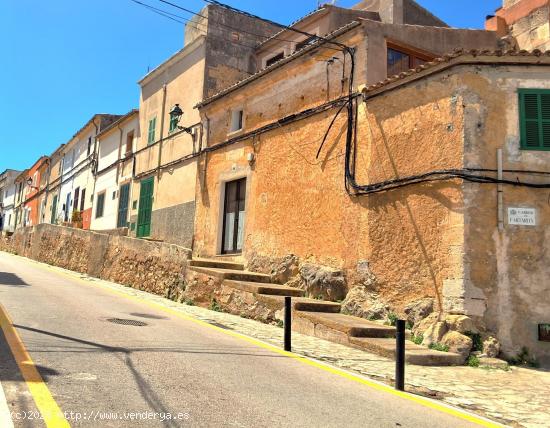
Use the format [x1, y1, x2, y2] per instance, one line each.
[27, 258, 550, 428]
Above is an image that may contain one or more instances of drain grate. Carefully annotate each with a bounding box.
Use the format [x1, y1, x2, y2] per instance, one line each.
[106, 318, 148, 327]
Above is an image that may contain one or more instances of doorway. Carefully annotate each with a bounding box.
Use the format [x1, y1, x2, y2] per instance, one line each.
[221, 178, 246, 254]
[137, 177, 154, 238]
[117, 183, 130, 228]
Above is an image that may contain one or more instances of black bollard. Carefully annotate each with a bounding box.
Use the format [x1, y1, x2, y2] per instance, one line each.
[284, 296, 292, 352]
[395, 319, 405, 391]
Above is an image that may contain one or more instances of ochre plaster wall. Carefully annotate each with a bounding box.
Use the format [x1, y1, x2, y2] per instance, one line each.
[195, 65, 465, 312]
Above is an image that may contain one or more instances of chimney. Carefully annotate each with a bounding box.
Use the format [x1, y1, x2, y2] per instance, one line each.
[485, 0, 550, 50]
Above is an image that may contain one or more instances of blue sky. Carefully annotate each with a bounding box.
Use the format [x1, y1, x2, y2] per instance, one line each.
[0, 0, 501, 172]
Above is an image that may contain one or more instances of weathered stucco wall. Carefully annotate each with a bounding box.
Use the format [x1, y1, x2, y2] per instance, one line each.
[195, 45, 466, 313]
[459, 67, 550, 365]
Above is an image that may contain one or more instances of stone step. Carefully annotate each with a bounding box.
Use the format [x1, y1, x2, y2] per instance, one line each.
[349, 337, 464, 366]
[295, 312, 396, 338]
[214, 254, 246, 263]
[188, 266, 272, 283]
[245, 294, 342, 312]
[224, 280, 304, 297]
[190, 258, 245, 271]
[293, 299, 341, 313]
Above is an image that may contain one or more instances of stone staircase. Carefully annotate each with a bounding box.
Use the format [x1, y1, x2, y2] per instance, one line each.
[188, 258, 463, 366]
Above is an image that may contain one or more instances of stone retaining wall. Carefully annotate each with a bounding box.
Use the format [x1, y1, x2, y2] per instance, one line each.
[0, 224, 191, 299]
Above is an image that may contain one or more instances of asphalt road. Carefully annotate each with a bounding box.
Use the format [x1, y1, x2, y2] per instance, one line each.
[0, 251, 483, 428]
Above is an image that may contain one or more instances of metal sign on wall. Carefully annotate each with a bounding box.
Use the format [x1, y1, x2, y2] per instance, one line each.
[508, 207, 536, 226]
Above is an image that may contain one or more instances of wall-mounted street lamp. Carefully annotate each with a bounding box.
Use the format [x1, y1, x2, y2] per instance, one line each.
[26, 177, 39, 190]
[169, 104, 193, 134]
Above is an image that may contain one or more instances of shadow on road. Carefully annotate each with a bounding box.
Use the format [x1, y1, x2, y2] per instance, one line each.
[13, 323, 288, 427]
[0, 272, 29, 287]
[0, 328, 59, 381]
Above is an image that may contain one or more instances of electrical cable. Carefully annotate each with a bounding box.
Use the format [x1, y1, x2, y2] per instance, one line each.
[349, 168, 550, 195]
[130, 0, 186, 23]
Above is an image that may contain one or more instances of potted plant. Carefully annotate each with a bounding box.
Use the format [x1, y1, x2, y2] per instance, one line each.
[71, 210, 83, 229]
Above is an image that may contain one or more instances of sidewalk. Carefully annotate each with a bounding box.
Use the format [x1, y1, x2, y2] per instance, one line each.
[24, 256, 550, 428]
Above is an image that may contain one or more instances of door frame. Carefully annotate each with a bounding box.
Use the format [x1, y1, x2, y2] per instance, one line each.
[220, 177, 247, 255]
[216, 171, 250, 255]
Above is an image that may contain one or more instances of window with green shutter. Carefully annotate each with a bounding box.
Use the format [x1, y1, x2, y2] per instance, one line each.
[147, 117, 156, 145]
[95, 192, 105, 219]
[519, 89, 550, 150]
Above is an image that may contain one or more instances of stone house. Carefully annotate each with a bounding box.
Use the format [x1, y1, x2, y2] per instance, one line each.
[22, 156, 49, 227]
[55, 114, 121, 228]
[43, 143, 65, 225]
[486, 0, 550, 50]
[0, 169, 21, 234]
[129, 4, 283, 247]
[193, 5, 500, 256]
[193, 3, 550, 364]
[12, 170, 28, 230]
[90, 110, 139, 232]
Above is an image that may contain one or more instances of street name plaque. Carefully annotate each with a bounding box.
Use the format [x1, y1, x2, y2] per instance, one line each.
[508, 207, 536, 226]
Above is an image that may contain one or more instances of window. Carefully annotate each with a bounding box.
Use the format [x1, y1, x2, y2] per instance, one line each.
[148, 117, 157, 145]
[230, 109, 244, 133]
[169, 114, 179, 133]
[95, 192, 105, 219]
[387, 46, 431, 77]
[125, 131, 134, 156]
[73, 187, 80, 213]
[80, 189, 86, 211]
[295, 35, 317, 51]
[265, 52, 284, 68]
[87, 137, 92, 156]
[519, 89, 550, 150]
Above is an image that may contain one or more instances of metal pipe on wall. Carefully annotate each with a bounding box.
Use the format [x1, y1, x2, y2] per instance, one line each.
[497, 148, 504, 231]
[157, 84, 168, 177]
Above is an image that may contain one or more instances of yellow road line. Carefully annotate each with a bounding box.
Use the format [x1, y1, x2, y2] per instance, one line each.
[0, 303, 70, 428]
[6, 253, 503, 427]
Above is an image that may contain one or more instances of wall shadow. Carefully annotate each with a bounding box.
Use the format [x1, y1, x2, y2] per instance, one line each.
[0, 272, 29, 287]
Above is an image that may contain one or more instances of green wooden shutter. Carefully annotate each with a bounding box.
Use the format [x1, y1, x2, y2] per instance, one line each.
[519, 89, 550, 150]
[148, 117, 156, 145]
[541, 93, 550, 149]
[117, 183, 130, 228]
[137, 177, 154, 238]
[95, 193, 105, 218]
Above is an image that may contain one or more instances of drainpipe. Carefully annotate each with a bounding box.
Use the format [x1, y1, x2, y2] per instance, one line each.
[90, 117, 100, 214]
[157, 83, 168, 176]
[497, 148, 504, 232]
[43, 157, 51, 223]
[200, 113, 211, 188]
[116, 123, 124, 185]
